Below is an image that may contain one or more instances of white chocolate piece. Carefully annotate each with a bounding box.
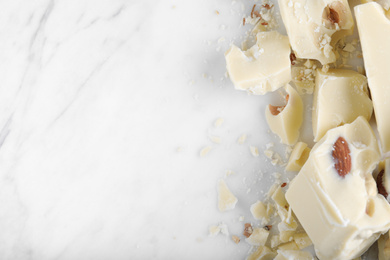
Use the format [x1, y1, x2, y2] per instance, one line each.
[286, 142, 311, 172]
[356, 3, 390, 153]
[378, 231, 390, 260]
[246, 246, 276, 260]
[312, 69, 373, 142]
[217, 179, 238, 212]
[286, 117, 390, 260]
[362, 0, 390, 10]
[250, 201, 271, 225]
[271, 235, 282, 249]
[225, 31, 291, 95]
[246, 227, 270, 246]
[293, 232, 313, 249]
[274, 249, 314, 260]
[278, 0, 354, 65]
[277, 241, 299, 251]
[265, 84, 303, 145]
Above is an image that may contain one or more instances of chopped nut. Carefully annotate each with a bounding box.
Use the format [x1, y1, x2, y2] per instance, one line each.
[377, 170, 388, 198]
[243, 223, 253, 238]
[232, 235, 240, 244]
[290, 52, 297, 65]
[251, 4, 257, 18]
[264, 225, 272, 231]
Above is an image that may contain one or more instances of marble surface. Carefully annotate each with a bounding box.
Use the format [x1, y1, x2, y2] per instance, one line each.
[0, 0, 307, 259]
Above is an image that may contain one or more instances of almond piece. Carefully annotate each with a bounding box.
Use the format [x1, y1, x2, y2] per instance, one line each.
[232, 235, 240, 244]
[377, 170, 389, 198]
[244, 223, 253, 238]
[328, 7, 339, 24]
[332, 137, 351, 177]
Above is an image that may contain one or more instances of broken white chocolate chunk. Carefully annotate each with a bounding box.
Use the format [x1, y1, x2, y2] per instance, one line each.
[209, 225, 221, 237]
[285, 142, 311, 172]
[355, 2, 390, 153]
[265, 84, 303, 145]
[246, 245, 277, 260]
[250, 201, 271, 225]
[274, 249, 314, 260]
[312, 69, 373, 142]
[363, 0, 390, 10]
[278, 0, 354, 65]
[245, 227, 270, 246]
[293, 232, 313, 249]
[270, 235, 282, 249]
[217, 179, 238, 212]
[286, 117, 390, 260]
[225, 31, 291, 95]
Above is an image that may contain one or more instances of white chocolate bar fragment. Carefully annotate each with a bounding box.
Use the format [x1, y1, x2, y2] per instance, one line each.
[225, 31, 291, 95]
[217, 179, 238, 212]
[265, 84, 303, 145]
[286, 142, 311, 172]
[278, 0, 354, 64]
[362, 0, 390, 10]
[312, 69, 373, 142]
[286, 117, 390, 260]
[355, 2, 390, 153]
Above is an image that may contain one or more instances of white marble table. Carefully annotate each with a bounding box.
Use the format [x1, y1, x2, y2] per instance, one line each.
[0, 0, 304, 259]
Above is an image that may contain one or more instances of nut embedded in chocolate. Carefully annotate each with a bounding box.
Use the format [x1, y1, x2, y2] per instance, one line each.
[328, 7, 340, 24]
[377, 170, 389, 199]
[332, 137, 351, 177]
